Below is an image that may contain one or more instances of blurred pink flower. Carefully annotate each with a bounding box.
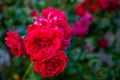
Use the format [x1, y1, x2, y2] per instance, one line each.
[72, 21, 89, 37]
[81, 12, 94, 25]
[84, 44, 94, 52]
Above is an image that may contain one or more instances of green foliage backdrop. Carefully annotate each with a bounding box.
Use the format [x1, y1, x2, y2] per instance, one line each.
[0, 0, 120, 80]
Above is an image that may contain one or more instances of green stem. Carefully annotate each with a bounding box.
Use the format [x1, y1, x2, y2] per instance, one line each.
[22, 62, 33, 80]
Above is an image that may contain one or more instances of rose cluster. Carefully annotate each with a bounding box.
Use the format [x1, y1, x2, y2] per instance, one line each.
[72, 12, 94, 37]
[72, 0, 97, 38]
[72, 0, 117, 50]
[5, 7, 71, 78]
[75, 0, 120, 16]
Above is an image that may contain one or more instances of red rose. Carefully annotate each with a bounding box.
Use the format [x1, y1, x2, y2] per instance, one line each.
[28, 24, 40, 33]
[24, 26, 63, 61]
[75, 2, 87, 16]
[35, 7, 71, 50]
[72, 21, 89, 37]
[81, 11, 94, 25]
[84, 0, 91, 4]
[110, 0, 119, 11]
[42, 7, 67, 21]
[98, 39, 108, 48]
[55, 19, 71, 49]
[98, 0, 119, 11]
[30, 10, 39, 20]
[5, 30, 26, 57]
[34, 51, 68, 78]
[89, 3, 100, 12]
[98, 0, 110, 10]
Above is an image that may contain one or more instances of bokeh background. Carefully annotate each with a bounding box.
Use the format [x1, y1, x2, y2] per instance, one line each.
[0, 0, 120, 80]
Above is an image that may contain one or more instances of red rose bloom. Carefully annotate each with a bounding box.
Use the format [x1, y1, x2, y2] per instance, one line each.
[81, 12, 94, 25]
[98, 0, 119, 11]
[89, 3, 100, 12]
[24, 26, 63, 61]
[55, 19, 71, 49]
[42, 7, 67, 21]
[84, 0, 91, 4]
[27, 24, 41, 33]
[34, 51, 68, 78]
[98, 39, 108, 48]
[98, 0, 111, 11]
[75, 2, 87, 16]
[35, 7, 71, 50]
[30, 10, 39, 20]
[109, 0, 120, 11]
[5, 30, 26, 57]
[72, 21, 89, 37]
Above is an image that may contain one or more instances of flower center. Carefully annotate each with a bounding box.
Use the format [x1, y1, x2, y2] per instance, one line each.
[32, 38, 53, 53]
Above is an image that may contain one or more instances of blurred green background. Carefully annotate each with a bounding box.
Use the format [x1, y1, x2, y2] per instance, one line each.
[0, 0, 120, 80]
